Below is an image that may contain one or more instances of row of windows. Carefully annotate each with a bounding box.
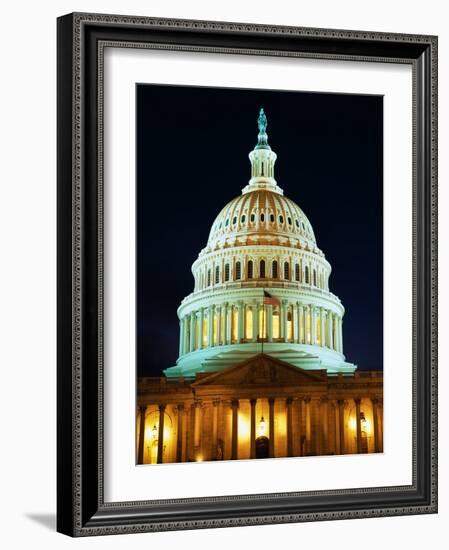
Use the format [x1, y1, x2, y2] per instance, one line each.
[197, 260, 326, 289]
[220, 214, 306, 231]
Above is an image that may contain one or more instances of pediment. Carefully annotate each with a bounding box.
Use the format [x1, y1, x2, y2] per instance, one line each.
[192, 353, 326, 387]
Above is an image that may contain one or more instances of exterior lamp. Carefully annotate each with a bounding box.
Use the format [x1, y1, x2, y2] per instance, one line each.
[258, 416, 266, 437]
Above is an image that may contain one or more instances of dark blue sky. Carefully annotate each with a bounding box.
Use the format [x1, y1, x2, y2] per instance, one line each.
[137, 84, 383, 377]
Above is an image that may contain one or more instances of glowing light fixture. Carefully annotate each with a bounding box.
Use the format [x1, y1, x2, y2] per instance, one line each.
[152, 424, 158, 439]
[258, 415, 266, 437]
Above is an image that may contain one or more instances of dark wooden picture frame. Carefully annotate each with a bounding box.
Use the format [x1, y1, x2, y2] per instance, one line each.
[57, 12, 438, 536]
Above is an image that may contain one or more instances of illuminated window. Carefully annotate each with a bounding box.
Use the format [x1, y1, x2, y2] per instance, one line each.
[306, 309, 311, 343]
[203, 317, 208, 348]
[258, 307, 267, 339]
[287, 309, 293, 340]
[295, 264, 300, 281]
[224, 263, 230, 282]
[272, 260, 278, 279]
[245, 306, 253, 339]
[272, 308, 280, 339]
[235, 261, 241, 280]
[305, 265, 309, 284]
[284, 262, 290, 280]
[247, 260, 253, 279]
[260, 259, 266, 278]
[232, 306, 238, 342]
[215, 265, 220, 284]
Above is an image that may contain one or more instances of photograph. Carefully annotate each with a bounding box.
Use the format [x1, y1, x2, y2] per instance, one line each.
[135, 84, 384, 465]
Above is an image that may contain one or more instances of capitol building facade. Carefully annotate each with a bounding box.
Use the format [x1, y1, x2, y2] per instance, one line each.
[137, 110, 383, 465]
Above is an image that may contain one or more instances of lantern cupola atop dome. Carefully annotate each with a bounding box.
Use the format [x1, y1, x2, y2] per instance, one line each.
[243, 108, 283, 196]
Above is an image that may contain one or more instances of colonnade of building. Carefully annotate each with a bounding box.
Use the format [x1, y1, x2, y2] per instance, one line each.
[179, 301, 343, 356]
[137, 394, 383, 465]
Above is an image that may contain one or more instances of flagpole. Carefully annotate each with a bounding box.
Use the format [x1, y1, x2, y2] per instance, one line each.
[262, 289, 265, 354]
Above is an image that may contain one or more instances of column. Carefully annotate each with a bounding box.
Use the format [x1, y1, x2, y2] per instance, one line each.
[157, 404, 166, 464]
[371, 398, 380, 453]
[305, 398, 311, 455]
[286, 398, 293, 457]
[281, 300, 288, 341]
[216, 305, 222, 345]
[327, 311, 333, 350]
[297, 398, 303, 456]
[311, 306, 316, 345]
[252, 301, 259, 343]
[222, 303, 228, 345]
[299, 303, 304, 344]
[267, 305, 273, 342]
[198, 308, 204, 349]
[226, 303, 232, 344]
[189, 312, 196, 352]
[334, 316, 340, 352]
[355, 398, 362, 454]
[250, 398, 257, 459]
[268, 398, 275, 458]
[238, 300, 244, 342]
[207, 305, 214, 347]
[320, 307, 325, 347]
[231, 400, 239, 460]
[338, 399, 345, 454]
[178, 319, 184, 356]
[137, 405, 147, 465]
[293, 302, 299, 343]
[212, 400, 219, 459]
[339, 317, 344, 353]
[321, 398, 329, 455]
[193, 401, 202, 458]
[176, 404, 184, 463]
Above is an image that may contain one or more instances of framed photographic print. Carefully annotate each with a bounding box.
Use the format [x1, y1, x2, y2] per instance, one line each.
[57, 13, 438, 536]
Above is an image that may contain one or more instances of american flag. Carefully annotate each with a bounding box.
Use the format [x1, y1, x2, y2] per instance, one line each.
[263, 290, 280, 306]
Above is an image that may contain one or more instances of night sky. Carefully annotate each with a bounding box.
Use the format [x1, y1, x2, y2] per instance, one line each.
[137, 84, 383, 377]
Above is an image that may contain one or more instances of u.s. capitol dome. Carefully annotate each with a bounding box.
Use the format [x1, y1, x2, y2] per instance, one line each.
[164, 109, 356, 378]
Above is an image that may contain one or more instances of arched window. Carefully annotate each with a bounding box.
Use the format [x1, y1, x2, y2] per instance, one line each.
[305, 265, 309, 284]
[215, 265, 220, 284]
[247, 260, 253, 279]
[284, 262, 290, 280]
[207, 269, 211, 287]
[272, 260, 278, 279]
[260, 259, 266, 278]
[279, 215, 284, 224]
[295, 263, 300, 281]
[225, 219, 229, 226]
[235, 261, 241, 280]
[233, 216, 237, 225]
[270, 214, 275, 223]
[295, 219, 299, 228]
[241, 214, 246, 223]
[287, 217, 292, 225]
[260, 213, 265, 223]
[225, 263, 230, 282]
[313, 269, 317, 286]
[250, 213, 255, 223]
